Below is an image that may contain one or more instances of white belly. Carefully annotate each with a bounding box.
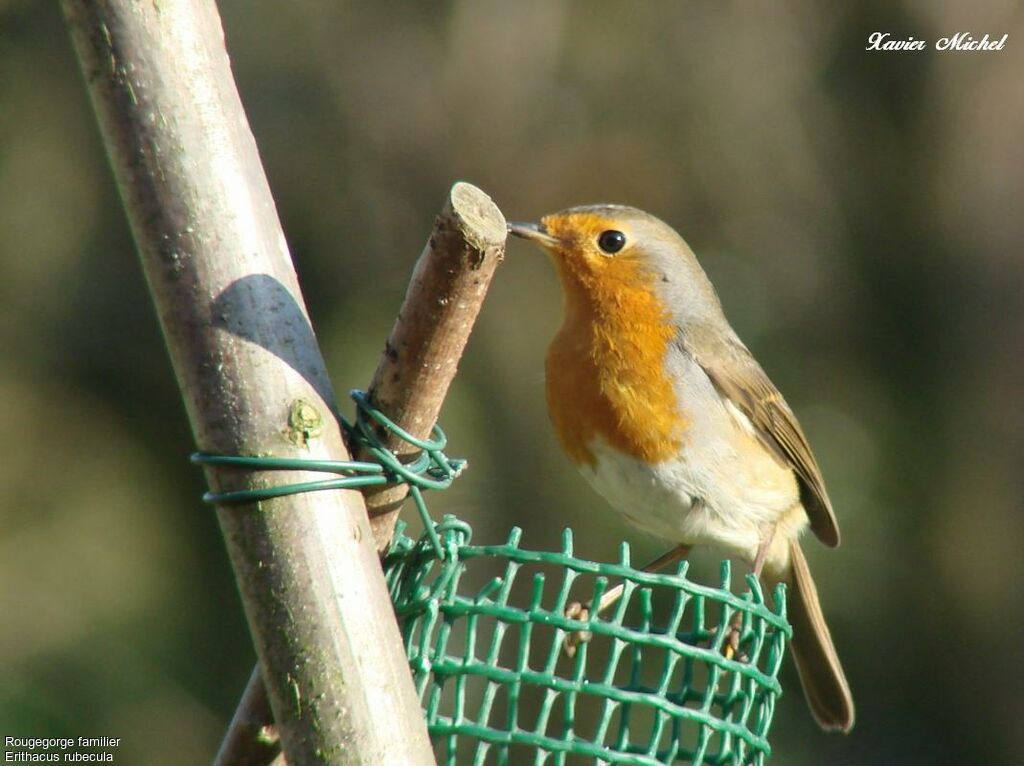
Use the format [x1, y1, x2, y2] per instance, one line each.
[578, 434, 808, 572]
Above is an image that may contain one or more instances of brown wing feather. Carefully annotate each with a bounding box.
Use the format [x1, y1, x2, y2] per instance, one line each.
[682, 327, 840, 547]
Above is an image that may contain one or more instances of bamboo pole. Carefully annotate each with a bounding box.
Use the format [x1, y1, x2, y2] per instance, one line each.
[215, 183, 507, 765]
[62, 2, 436, 763]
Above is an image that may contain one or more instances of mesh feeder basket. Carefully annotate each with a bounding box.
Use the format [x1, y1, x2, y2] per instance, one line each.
[385, 518, 791, 766]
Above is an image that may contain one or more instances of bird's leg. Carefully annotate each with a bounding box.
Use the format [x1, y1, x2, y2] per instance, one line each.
[563, 544, 691, 657]
[751, 527, 775, 579]
[720, 524, 777, 660]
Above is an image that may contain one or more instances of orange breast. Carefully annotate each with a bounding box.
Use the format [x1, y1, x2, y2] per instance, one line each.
[545, 257, 685, 466]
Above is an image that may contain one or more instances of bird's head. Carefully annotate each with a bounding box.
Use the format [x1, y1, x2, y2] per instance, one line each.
[508, 205, 722, 326]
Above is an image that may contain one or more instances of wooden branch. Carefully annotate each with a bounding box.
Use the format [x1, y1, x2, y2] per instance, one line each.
[61, 2, 435, 764]
[214, 666, 281, 765]
[364, 182, 507, 550]
[215, 183, 507, 765]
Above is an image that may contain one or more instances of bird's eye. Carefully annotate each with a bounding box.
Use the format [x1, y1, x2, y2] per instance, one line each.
[597, 230, 627, 255]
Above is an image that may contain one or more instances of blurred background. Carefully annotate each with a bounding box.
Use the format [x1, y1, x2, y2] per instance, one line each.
[2, 1, 1023, 763]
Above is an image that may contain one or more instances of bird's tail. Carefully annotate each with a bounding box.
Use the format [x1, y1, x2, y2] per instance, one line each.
[778, 540, 855, 733]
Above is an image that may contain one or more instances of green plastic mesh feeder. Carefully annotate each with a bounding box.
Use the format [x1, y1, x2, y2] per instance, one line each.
[385, 518, 791, 766]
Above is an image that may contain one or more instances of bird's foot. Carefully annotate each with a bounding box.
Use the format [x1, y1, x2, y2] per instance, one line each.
[707, 614, 748, 662]
[562, 601, 593, 658]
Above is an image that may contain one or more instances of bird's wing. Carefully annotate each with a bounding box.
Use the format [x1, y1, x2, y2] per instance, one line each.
[680, 325, 840, 547]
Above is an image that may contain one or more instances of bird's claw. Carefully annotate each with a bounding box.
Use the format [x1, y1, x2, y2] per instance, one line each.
[563, 601, 592, 658]
[707, 619, 749, 663]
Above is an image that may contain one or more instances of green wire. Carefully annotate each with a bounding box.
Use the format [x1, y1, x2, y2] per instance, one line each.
[191, 389, 466, 560]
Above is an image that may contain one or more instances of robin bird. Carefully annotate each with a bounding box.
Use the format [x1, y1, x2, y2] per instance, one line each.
[508, 205, 855, 733]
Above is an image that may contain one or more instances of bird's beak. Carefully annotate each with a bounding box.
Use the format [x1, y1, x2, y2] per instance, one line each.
[507, 221, 560, 248]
